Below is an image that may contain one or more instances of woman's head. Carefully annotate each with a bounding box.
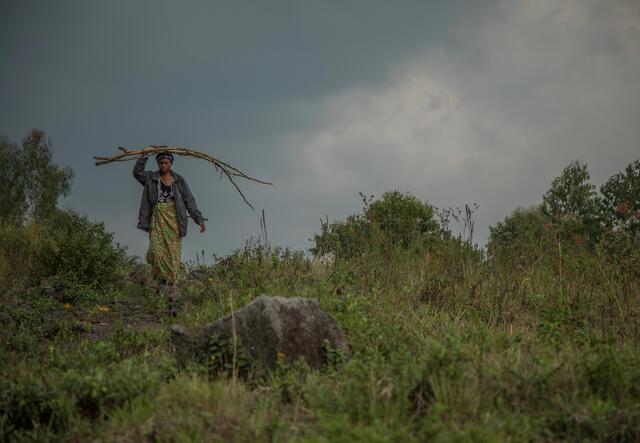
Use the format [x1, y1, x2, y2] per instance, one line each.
[156, 152, 174, 173]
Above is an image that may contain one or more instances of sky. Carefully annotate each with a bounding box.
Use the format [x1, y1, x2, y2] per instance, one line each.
[1, 0, 639, 264]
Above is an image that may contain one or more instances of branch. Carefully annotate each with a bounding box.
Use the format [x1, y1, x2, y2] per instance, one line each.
[94, 145, 272, 210]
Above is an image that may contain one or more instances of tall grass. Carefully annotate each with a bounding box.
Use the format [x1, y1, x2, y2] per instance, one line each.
[0, 221, 55, 290]
[1, 212, 639, 441]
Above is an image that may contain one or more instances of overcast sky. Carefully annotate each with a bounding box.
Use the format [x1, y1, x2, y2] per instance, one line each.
[2, 0, 639, 264]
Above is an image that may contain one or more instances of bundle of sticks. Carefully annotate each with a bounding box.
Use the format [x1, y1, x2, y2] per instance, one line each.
[94, 145, 272, 210]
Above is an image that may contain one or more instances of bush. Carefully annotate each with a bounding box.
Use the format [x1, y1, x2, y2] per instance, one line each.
[312, 191, 439, 259]
[0, 221, 56, 289]
[487, 206, 555, 264]
[0, 375, 73, 440]
[599, 158, 640, 240]
[489, 159, 640, 276]
[39, 208, 128, 290]
[62, 358, 168, 420]
[489, 206, 548, 247]
[365, 191, 439, 246]
[0, 207, 127, 292]
[210, 237, 313, 296]
[312, 213, 373, 260]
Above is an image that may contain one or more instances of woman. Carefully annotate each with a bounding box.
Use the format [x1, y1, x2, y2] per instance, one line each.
[133, 151, 206, 286]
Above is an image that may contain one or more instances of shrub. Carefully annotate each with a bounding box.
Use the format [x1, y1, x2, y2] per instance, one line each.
[0, 207, 127, 292]
[490, 158, 640, 261]
[40, 208, 128, 291]
[62, 358, 167, 420]
[0, 221, 56, 289]
[312, 191, 439, 259]
[599, 158, 640, 240]
[209, 236, 312, 297]
[365, 191, 439, 246]
[312, 213, 373, 260]
[488, 206, 551, 260]
[0, 375, 73, 440]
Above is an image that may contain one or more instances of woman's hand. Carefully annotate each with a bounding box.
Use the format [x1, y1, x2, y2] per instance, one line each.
[199, 221, 206, 233]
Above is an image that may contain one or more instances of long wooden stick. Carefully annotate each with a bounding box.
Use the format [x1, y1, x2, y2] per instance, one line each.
[94, 145, 272, 210]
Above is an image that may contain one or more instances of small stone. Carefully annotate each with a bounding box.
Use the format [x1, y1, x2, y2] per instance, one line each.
[189, 269, 208, 282]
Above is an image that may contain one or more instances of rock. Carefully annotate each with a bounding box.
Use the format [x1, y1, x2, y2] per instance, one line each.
[39, 276, 71, 302]
[126, 263, 149, 285]
[189, 268, 208, 282]
[171, 295, 349, 371]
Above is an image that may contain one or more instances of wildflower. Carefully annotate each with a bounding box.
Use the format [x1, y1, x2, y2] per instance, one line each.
[97, 305, 111, 313]
[276, 352, 286, 364]
[63, 303, 72, 310]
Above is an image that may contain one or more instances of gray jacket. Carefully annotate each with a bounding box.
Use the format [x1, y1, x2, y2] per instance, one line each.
[133, 156, 205, 238]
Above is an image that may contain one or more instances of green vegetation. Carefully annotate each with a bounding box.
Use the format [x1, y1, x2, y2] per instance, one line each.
[0, 129, 73, 225]
[0, 207, 128, 295]
[1, 130, 639, 442]
[312, 191, 440, 259]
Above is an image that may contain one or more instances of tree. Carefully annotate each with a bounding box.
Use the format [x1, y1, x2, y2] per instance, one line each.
[0, 129, 73, 224]
[541, 160, 598, 220]
[599, 158, 640, 239]
[541, 160, 600, 241]
[0, 136, 26, 223]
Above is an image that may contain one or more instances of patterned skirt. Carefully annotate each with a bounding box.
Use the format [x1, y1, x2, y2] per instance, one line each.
[146, 200, 182, 285]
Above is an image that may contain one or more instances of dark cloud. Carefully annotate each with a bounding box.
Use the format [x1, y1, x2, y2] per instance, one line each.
[1, 0, 638, 261]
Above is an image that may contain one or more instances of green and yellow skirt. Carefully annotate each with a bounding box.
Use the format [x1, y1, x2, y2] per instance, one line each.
[146, 200, 182, 285]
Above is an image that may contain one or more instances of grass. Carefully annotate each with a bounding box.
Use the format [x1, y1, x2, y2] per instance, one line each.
[1, 228, 639, 442]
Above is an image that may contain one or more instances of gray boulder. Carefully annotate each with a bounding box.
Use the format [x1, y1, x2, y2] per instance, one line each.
[171, 295, 349, 371]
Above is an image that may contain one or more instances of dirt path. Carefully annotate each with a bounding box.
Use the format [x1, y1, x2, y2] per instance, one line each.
[83, 296, 163, 340]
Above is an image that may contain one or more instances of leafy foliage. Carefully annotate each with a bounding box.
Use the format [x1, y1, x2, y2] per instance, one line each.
[541, 160, 598, 220]
[0, 129, 73, 224]
[365, 190, 439, 246]
[39, 208, 128, 290]
[599, 158, 640, 239]
[312, 191, 439, 259]
[541, 160, 601, 242]
[0, 129, 107, 291]
[488, 206, 550, 257]
[492, 158, 640, 254]
[207, 331, 251, 377]
[0, 208, 128, 292]
[0, 220, 57, 289]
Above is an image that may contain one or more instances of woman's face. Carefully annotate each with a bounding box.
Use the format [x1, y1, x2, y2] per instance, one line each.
[157, 158, 172, 173]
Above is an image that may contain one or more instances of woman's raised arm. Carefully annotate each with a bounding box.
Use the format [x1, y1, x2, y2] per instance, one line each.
[133, 155, 149, 185]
